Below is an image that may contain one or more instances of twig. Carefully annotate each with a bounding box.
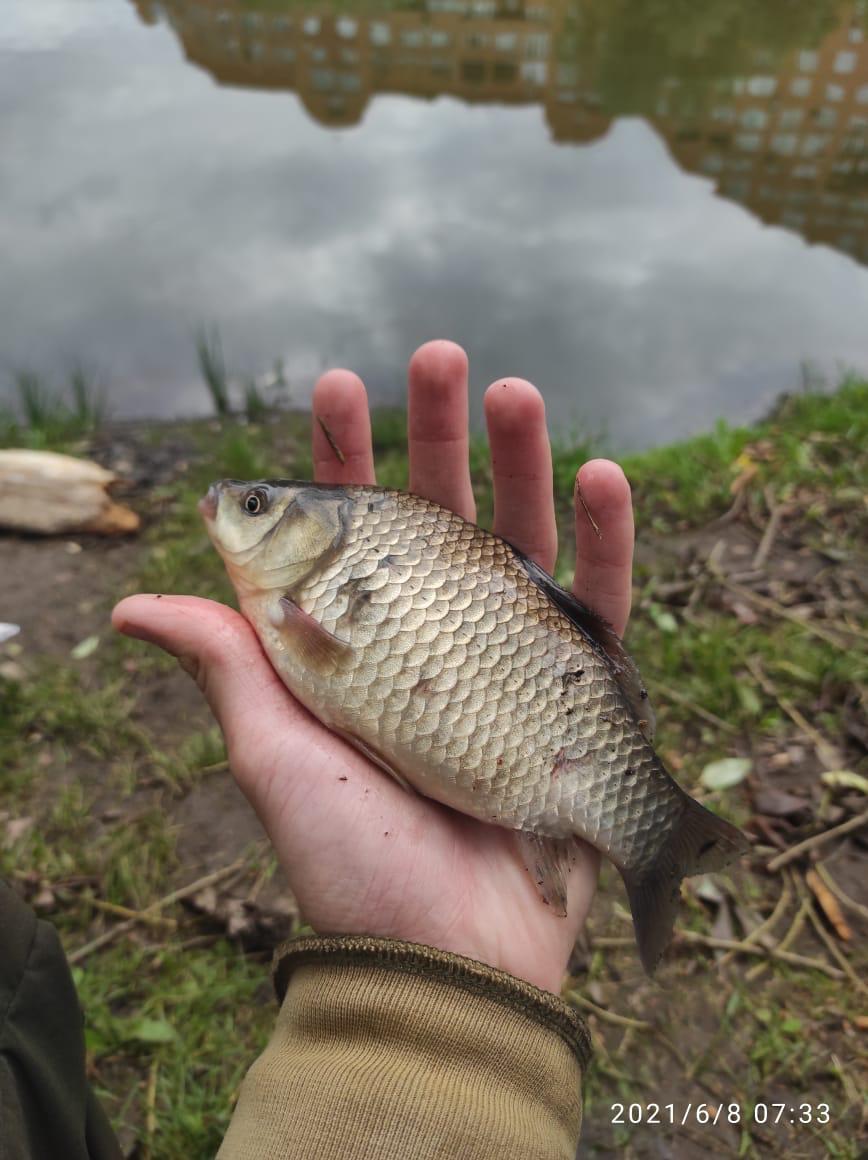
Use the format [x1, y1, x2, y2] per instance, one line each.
[69, 860, 247, 964]
[801, 886, 868, 995]
[575, 476, 602, 539]
[766, 809, 868, 872]
[87, 897, 177, 930]
[712, 574, 849, 649]
[751, 486, 787, 571]
[746, 880, 810, 981]
[745, 656, 842, 770]
[316, 416, 345, 464]
[652, 680, 737, 734]
[144, 1058, 158, 1160]
[590, 1032, 639, 1084]
[717, 877, 792, 968]
[814, 862, 868, 922]
[615, 1024, 636, 1060]
[830, 1051, 862, 1112]
[566, 991, 654, 1031]
[673, 928, 844, 978]
[588, 935, 633, 949]
[807, 905, 866, 993]
[200, 759, 229, 775]
[68, 918, 139, 964]
[713, 487, 748, 525]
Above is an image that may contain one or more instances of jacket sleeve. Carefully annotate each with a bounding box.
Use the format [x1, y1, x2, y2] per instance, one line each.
[218, 935, 591, 1160]
[0, 882, 122, 1160]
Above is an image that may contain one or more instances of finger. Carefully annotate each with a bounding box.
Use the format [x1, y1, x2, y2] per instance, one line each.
[572, 460, 634, 637]
[484, 378, 557, 572]
[312, 370, 376, 485]
[408, 340, 475, 520]
[112, 595, 303, 752]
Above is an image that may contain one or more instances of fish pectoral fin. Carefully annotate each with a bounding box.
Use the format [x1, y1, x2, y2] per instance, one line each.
[516, 832, 578, 918]
[332, 728, 417, 795]
[275, 596, 353, 674]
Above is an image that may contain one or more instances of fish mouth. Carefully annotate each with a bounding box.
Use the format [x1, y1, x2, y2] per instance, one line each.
[198, 484, 219, 522]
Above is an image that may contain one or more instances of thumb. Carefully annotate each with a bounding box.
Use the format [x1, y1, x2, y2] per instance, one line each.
[111, 594, 300, 749]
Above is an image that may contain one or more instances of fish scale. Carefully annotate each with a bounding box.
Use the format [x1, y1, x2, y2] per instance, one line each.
[205, 478, 749, 972]
[262, 488, 679, 868]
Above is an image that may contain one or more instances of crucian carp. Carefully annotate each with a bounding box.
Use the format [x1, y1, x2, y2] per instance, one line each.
[200, 478, 749, 973]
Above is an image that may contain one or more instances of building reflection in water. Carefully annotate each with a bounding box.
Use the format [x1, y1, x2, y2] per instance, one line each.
[132, 0, 868, 267]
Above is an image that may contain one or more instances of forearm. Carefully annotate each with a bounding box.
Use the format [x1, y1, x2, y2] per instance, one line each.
[218, 936, 590, 1160]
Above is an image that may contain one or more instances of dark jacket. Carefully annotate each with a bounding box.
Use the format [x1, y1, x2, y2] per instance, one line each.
[0, 882, 122, 1160]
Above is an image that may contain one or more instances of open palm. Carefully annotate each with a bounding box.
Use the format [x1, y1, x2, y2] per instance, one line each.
[113, 341, 635, 994]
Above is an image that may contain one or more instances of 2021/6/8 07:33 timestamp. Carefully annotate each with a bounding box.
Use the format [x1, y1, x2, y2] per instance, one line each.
[610, 1102, 832, 1127]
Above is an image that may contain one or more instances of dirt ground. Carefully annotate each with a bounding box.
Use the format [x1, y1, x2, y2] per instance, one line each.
[2, 417, 866, 1158]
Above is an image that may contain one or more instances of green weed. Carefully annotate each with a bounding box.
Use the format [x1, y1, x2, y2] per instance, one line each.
[0, 367, 108, 449]
[196, 327, 231, 417]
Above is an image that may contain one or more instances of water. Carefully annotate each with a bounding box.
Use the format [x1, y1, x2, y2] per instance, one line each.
[3, 0, 868, 448]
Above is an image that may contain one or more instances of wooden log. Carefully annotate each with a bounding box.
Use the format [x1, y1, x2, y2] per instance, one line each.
[0, 449, 140, 535]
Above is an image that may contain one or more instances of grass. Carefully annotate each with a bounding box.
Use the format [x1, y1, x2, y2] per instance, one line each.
[620, 376, 868, 536]
[0, 367, 107, 449]
[2, 376, 866, 1156]
[195, 327, 231, 417]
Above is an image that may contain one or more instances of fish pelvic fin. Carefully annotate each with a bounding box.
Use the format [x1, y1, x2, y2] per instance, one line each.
[517, 832, 581, 917]
[620, 796, 750, 975]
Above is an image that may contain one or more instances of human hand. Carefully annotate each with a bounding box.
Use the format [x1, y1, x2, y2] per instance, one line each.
[113, 341, 634, 993]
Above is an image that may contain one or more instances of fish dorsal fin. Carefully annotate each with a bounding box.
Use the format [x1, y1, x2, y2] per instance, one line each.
[517, 554, 656, 743]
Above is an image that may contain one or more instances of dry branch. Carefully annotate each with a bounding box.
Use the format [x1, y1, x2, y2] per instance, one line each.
[69, 859, 247, 964]
[766, 809, 868, 872]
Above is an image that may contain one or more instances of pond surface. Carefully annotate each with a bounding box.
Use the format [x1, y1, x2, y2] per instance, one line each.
[4, 0, 868, 447]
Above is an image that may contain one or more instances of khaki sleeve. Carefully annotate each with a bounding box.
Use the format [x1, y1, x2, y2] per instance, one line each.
[218, 935, 590, 1160]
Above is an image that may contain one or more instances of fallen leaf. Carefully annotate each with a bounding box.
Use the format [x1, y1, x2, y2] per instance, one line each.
[855, 1015, 868, 1032]
[0, 623, 21, 644]
[32, 885, 56, 911]
[710, 897, 735, 945]
[730, 459, 758, 495]
[752, 787, 811, 819]
[822, 771, 868, 795]
[71, 635, 100, 660]
[730, 601, 759, 626]
[5, 816, 33, 842]
[700, 757, 752, 791]
[806, 868, 852, 942]
[692, 876, 725, 906]
[737, 684, 762, 715]
[649, 605, 678, 634]
[128, 1018, 177, 1044]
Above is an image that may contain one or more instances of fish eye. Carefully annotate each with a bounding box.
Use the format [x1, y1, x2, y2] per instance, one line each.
[242, 488, 268, 516]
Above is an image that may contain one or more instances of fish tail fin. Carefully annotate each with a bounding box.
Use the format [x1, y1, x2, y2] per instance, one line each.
[620, 795, 750, 975]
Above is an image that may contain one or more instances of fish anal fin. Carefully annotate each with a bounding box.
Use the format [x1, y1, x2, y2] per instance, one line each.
[333, 727, 417, 796]
[517, 832, 579, 917]
[274, 596, 353, 675]
[516, 553, 657, 742]
[621, 795, 751, 974]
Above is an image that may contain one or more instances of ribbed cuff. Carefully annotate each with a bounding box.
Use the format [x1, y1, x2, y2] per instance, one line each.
[218, 935, 590, 1160]
[272, 934, 592, 1069]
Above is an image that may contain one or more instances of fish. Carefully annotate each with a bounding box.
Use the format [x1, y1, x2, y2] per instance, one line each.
[200, 478, 750, 973]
